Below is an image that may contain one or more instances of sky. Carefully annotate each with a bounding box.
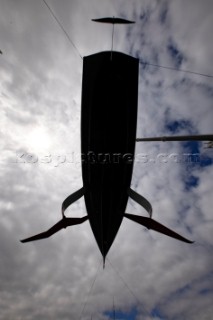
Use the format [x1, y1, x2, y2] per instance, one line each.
[0, 0, 213, 319]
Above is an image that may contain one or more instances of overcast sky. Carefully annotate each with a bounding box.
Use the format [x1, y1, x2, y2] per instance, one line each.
[0, 0, 213, 319]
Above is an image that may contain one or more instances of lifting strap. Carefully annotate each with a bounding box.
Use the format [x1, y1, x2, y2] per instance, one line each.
[62, 187, 84, 217]
[128, 188, 152, 218]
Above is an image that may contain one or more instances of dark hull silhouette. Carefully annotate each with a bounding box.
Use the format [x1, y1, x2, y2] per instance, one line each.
[81, 51, 139, 257]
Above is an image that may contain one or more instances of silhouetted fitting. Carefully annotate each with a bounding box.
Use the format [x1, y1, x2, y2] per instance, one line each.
[136, 134, 213, 142]
[92, 17, 135, 24]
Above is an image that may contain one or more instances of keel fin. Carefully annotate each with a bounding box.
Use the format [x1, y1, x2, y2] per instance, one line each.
[125, 213, 193, 243]
[20, 216, 88, 243]
[21, 187, 86, 243]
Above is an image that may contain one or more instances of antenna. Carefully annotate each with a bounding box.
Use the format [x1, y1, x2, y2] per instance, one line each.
[92, 17, 135, 60]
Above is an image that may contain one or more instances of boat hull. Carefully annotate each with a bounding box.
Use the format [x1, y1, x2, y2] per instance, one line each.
[81, 51, 139, 257]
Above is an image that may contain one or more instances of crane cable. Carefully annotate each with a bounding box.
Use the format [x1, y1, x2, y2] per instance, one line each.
[140, 60, 213, 78]
[40, 1, 212, 79]
[41, 0, 83, 59]
[107, 258, 151, 318]
[79, 259, 102, 320]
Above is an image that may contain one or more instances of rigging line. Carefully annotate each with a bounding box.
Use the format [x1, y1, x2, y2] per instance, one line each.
[140, 61, 213, 78]
[113, 296, 116, 320]
[41, 0, 83, 59]
[79, 259, 102, 320]
[111, 20, 115, 60]
[106, 258, 150, 317]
